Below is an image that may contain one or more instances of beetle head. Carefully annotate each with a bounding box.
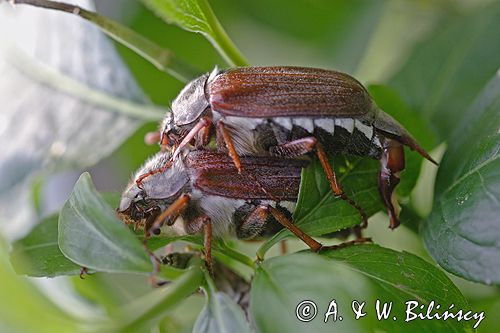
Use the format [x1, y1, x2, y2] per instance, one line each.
[117, 151, 190, 225]
[161, 68, 221, 150]
[159, 114, 177, 150]
[159, 114, 193, 151]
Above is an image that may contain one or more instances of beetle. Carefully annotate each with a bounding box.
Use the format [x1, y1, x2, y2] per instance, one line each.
[149, 66, 437, 229]
[118, 150, 369, 273]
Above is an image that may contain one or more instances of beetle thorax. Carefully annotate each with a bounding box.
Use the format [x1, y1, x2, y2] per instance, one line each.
[135, 152, 189, 200]
[172, 68, 222, 126]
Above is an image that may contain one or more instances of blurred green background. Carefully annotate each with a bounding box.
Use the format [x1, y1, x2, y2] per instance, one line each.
[1, 0, 499, 332]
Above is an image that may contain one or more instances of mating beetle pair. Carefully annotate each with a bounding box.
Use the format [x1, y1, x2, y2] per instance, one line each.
[118, 149, 306, 273]
[119, 66, 436, 271]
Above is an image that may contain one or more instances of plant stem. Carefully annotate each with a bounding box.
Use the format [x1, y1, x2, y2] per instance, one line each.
[216, 241, 254, 268]
[197, 0, 248, 67]
[256, 233, 290, 261]
[11, 0, 200, 82]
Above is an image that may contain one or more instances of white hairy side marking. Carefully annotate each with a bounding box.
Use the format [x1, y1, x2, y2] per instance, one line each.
[314, 118, 335, 133]
[199, 195, 246, 236]
[222, 116, 264, 155]
[354, 119, 374, 140]
[273, 117, 293, 131]
[292, 117, 315, 133]
[372, 135, 382, 148]
[335, 118, 354, 133]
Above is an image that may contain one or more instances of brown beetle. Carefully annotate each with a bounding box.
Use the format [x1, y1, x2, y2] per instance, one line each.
[118, 150, 368, 273]
[151, 66, 437, 229]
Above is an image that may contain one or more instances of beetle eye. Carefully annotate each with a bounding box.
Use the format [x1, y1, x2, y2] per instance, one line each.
[167, 132, 179, 148]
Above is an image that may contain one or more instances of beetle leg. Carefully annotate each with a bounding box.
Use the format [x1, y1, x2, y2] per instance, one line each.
[270, 137, 369, 228]
[181, 213, 213, 275]
[149, 194, 190, 235]
[379, 138, 405, 229]
[172, 116, 212, 160]
[315, 142, 342, 193]
[217, 121, 243, 173]
[144, 131, 161, 145]
[236, 205, 270, 239]
[320, 237, 372, 252]
[136, 159, 173, 188]
[266, 206, 323, 252]
[144, 206, 162, 236]
[315, 143, 369, 228]
[251, 205, 370, 255]
[197, 121, 212, 148]
[269, 137, 317, 157]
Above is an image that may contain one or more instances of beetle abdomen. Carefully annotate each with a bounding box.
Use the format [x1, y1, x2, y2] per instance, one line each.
[208, 66, 374, 118]
[268, 116, 382, 158]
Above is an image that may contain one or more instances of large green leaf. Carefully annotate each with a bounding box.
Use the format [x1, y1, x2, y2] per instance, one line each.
[390, 3, 500, 141]
[112, 265, 203, 331]
[10, 214, 80, 277]
[252, 245, 472, 333]
[193, 275, 251, 333]
[0, 238, 78, 333]
[142, 0, 247, 66]
[422, 74, 500, 285]
[8, 212, 190, 278]
[194, 292, 250, 333]
[58, 172, 153, 274]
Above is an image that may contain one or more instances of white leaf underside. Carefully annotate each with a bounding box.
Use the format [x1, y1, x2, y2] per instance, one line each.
[0, 1, 148, 237]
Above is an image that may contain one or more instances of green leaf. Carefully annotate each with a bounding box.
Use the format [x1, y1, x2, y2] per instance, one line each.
[293, 158, 382, 234]
[8, 202, 192, 278]
[141, 0, 247, 66]
[0, 238, 79, 333]
[252, 245, 471, 333]
[322, 245, 471, 332]
[422, 73, 500, 285]
[10, 214, 80, 277]
[193, 274, 251, 333]
[390, 3, 500, 141]
[58, 172, 153, 274]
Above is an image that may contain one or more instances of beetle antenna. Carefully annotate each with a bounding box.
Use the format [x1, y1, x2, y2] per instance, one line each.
[136, 159, 174, 188]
